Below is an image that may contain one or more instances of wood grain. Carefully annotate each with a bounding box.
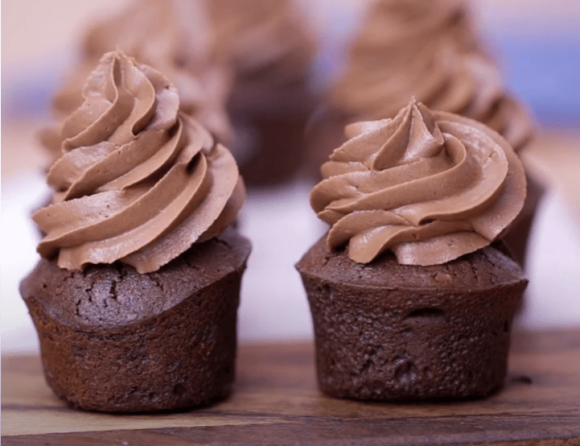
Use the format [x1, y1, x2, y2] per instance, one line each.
[2, 330, 580, 445]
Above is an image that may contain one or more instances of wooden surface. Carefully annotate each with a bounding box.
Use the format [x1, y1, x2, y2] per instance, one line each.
[2, 330, 580, 445]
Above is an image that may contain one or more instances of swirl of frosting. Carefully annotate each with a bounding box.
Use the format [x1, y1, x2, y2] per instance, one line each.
[310, 99, 526, 266]
[51, 0, 231, 145]
[208, 0, 317, 85]
[350, 0, 482, 60]
[34, 51, 245, 274]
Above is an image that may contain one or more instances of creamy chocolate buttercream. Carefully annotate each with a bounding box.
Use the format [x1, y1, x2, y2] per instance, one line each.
[35, 51, 244, 273]
[52, 0, 231, 144]
[350, 0, 482, 60]
[311, 99, 526, 266]
[208, 0, 316, 86]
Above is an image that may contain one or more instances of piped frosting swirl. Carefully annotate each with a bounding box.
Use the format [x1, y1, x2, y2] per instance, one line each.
[311, 99, 526, 266]
[35, 51, 244, 273]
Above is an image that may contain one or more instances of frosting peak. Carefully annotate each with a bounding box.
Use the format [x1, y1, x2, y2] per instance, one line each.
[311, 100, 526, 266]
[35, 51, 244, 273]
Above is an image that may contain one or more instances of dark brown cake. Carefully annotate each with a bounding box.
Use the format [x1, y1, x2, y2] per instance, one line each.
[297, 236, 527, 401]
[20, 229, 251, 413]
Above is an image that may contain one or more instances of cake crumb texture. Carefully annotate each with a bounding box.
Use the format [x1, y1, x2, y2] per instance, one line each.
[297, 236, 527, 401]
[20, 229, 251, 412]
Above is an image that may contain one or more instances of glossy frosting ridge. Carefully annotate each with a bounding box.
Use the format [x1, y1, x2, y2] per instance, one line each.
[311, 100, 526, 266]
[35, 51, 244, 273]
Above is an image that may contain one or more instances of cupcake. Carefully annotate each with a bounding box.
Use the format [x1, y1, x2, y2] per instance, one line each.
[307, 0, 539, 266]
[297, 99, 528, 401]
[20, 51, 251, 412]
[208, 0, 318, 186]
[41, 0, 232, 163]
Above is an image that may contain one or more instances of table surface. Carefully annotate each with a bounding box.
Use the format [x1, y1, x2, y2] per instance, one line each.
[2, 330, 580, 445]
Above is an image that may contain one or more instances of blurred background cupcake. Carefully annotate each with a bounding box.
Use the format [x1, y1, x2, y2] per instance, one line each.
[308, 0, 530, 168]
[208, 0, 319, 186]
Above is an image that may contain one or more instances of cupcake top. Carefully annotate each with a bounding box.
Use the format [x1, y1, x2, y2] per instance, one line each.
[52, 0, 231, 144]
[329, 0, 533, 152]
[208, 0, 317, 88]
[35, 51, 245, 274]
[311, 99, 526, 266]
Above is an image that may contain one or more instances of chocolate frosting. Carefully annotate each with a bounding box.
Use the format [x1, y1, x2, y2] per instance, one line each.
[310, 100, 526, 266]
[52, 0, 231, 145]
[35, 51, 244, 274]
[208, 0, 317, 87]
[331, 0, 533, 152]
[350, 0, 482, 60]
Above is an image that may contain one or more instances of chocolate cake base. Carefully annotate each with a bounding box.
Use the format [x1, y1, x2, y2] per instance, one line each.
[20, 229, 251, 413]
[296, 237, 527, 401]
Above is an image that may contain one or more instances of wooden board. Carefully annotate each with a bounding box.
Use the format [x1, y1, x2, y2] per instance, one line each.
[2, 330, 580, 445]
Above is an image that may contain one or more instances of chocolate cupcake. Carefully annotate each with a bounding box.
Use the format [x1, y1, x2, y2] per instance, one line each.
[208, 0, 318, 186]
[297, 100, 528, 401]
[21, 51, 250, 412]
